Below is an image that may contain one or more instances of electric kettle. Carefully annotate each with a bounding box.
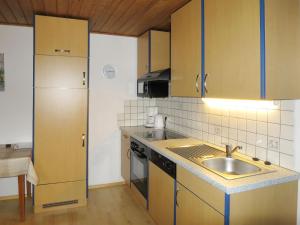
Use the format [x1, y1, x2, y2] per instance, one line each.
[154, 114, 164, 129]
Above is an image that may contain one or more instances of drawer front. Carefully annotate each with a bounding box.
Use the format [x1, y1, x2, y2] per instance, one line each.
[177, 165, 224, 214]
[35, 180, 86, 210]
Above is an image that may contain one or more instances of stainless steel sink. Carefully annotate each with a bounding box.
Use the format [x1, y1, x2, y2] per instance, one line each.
[168, 144, 274, 179]
[202, 157, 260, 175]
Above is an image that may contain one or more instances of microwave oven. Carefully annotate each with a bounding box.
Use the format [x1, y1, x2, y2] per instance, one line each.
[137, 80, 169, 98]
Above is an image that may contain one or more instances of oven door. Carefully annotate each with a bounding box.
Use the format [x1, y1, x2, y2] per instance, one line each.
[130, 149, 148, 199]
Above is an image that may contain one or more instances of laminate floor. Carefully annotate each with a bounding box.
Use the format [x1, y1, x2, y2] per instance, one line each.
[0, 185, 156, 225]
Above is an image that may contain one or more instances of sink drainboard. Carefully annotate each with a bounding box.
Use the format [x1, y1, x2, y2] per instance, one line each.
[167, 144, 224, 159]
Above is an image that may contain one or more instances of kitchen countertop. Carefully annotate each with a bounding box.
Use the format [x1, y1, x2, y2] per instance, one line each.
[120, 126, 300, 194]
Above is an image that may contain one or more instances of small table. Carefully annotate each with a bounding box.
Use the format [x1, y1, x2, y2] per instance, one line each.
[0, 148, 38, 221]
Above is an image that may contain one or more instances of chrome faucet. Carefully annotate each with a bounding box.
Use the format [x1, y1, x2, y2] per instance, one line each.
[225, 145, 242, 158]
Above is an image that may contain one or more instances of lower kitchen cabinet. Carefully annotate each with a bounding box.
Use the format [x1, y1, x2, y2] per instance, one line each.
[121, 132, 130, 185]
[176, 183, 224, 225]
[148, 161, 174, 225]
[177, 165, 298, 225]
[230, 181, 297, 225]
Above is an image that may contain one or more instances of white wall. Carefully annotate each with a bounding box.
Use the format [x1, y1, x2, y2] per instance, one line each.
[88, 34, 137, 186]
[294, 101, 300, 225]
[0, 25, 33, 196]
[0, 25, 137, 196]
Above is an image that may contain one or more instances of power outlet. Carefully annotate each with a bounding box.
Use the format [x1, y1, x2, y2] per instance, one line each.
[214, 127, 221, 136]
[268, 139, 279, 150]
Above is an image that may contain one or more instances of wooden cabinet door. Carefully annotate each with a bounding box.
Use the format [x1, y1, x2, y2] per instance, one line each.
[176, 183, 224, 225]
[150, 30, 170, 72]
[171, 0, 201, 97]
[35, 55, 88, 88]
[265, 0, 300, 99]
[34, 88, 87, 184]
[121, 132, 130, 185]
[35, 15, 88, 57]
[205, 0, 260, 99]
[137, 31, 149, 78]
[149, 162, 174, 225]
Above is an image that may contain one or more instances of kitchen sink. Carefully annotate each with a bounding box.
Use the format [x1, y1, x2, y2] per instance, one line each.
[202, 157, 261, 175]
[168, 144, 274, 179]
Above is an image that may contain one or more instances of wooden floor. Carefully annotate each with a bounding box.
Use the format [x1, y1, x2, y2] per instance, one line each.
[0, 185, 156, 225]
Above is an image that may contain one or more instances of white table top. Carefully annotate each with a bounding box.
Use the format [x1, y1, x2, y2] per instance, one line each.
[0, 148, 38, 185]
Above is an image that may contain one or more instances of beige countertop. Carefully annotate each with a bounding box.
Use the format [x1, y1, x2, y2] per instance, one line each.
[120, 126, 300, 194]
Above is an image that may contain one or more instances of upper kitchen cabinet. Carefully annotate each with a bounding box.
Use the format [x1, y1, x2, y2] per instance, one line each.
[265, 0, 300, 99]
[35, 15, 88, 57]
[171, 0, 201, 97]
[137, 30, 170, 78]
[204, 0, 261, 99]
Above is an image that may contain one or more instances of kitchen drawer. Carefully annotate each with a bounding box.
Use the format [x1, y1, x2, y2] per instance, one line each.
[34, 180, 86, 213]
[177, 165, 224, 214]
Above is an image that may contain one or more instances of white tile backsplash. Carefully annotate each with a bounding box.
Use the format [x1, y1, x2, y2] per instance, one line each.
[119, 97, 296, 170]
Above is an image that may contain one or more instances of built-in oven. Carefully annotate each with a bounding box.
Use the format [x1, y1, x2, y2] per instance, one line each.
[130, 138, 150, 200]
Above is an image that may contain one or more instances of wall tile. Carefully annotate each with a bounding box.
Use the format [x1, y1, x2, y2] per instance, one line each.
[280, 139, 294, 155]
[246, 111, 257, 120]
[238, 130, 247, 142]
[268, 123, 280, 138]
[229, 128, 238, 140]
[221, 127, 229, 138]
[256, 134, 267, 148]
[237, 119, 246, 131]
[280, 153, 294, 170]
[257, 121, 267, 135]
[247, 132, 256, 145]
[267, 151, 279, 165]
[280, 125, 294, 141]
[246, 144, 256, 157]
[229, 118, 238, 129]
[268, 110, 280, 124]
[246, 120, 257, 133]
[281, 111, 294, 126]
[257, 110, 268, 122]
[281, 100, 295, 111]
[256, 147, 267, 161]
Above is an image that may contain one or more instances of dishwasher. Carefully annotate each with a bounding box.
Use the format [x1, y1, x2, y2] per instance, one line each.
[148, 150, 176, 225]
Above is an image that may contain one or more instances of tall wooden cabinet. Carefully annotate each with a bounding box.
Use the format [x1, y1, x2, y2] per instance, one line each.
[171, 0, 201, 97]
[137, 30, 170, 78]
[34, 15, 88, 213]
[204, 0, 261, 99]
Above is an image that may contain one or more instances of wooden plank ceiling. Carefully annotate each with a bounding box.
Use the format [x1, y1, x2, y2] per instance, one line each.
[0, 0, 190, 36]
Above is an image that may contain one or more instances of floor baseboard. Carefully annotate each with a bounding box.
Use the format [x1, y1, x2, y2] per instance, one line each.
[88, 181, 126, 190]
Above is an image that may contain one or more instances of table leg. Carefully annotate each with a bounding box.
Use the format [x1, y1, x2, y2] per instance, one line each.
[18, 175, 25, 221]
[26, 180, 31, 198]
